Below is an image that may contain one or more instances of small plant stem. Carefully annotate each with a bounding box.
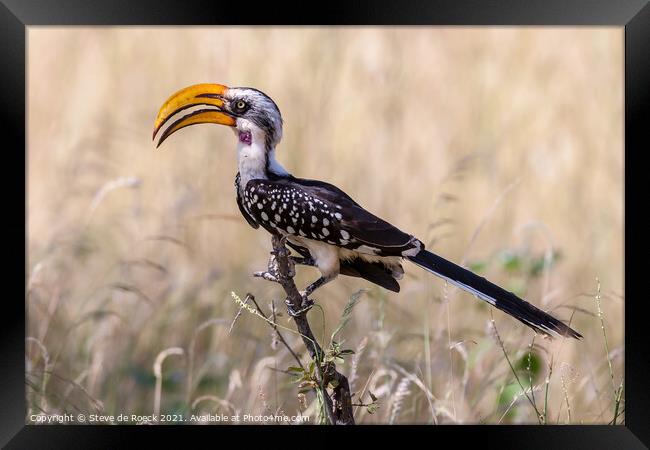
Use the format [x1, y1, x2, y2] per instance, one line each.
[490, 312, 542, 424]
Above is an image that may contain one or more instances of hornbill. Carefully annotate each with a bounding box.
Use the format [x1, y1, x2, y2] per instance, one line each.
[153, 83, 582, 339]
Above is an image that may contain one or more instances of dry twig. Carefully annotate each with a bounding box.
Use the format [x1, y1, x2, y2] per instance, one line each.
[257, 234, 355, 425]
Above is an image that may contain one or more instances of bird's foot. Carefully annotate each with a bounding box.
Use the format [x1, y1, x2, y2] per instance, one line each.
[253, 250, 296, 282]
[253, 254, 279, 281]
[253, 270, 279, 283]
[285, 293, 315, 317]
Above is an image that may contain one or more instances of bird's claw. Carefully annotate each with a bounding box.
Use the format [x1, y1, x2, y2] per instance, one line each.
[285, 293, 315, 317]
[253, 271, 279, 283]
[254, 253, 286, 282]
[254, 251, 296, 282]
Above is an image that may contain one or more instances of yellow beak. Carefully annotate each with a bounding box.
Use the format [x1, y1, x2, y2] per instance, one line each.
[152, 83, 236, 148]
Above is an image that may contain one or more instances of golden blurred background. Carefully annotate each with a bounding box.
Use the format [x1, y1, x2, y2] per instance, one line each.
[27, 27, 623, 424]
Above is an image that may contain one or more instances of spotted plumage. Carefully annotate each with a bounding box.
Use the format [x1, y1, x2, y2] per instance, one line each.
[238, 175, 421, 257]
[156, 83, 582, 339]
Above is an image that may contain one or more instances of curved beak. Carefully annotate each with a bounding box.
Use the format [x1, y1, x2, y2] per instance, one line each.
[152, 83, 236, 148]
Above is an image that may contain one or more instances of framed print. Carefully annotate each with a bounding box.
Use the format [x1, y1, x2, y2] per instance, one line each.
[3, 0, 649, 447]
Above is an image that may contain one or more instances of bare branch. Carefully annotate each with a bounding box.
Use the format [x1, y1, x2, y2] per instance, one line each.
[248, 294, 304, 370]
[257, 234, 355, 425]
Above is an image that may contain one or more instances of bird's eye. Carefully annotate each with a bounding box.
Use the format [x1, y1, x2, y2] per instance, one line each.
[233, 100, 248, 113]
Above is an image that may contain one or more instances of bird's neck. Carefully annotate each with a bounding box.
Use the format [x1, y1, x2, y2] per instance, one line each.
[236, 140, 289, 192]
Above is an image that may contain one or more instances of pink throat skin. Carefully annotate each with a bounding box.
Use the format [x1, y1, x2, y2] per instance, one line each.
[239, 130, 252, 145]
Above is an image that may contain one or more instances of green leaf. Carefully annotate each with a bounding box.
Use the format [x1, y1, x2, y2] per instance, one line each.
[287, 366, 304, 373]
[339, 349, 355, 355]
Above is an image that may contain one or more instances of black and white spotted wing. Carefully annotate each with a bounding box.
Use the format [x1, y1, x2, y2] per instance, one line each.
[238, 175, 422, 257]
[234, 174, 582, 338]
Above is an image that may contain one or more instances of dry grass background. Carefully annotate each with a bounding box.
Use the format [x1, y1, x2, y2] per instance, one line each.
[26, 27, 623, 424]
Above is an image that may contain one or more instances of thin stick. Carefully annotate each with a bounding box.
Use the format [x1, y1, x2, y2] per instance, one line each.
[527, 335, 538, 413]
[248, 294, 304, 370]
[229, 294, 251, 334]
[594, 278, 622, 425]
[490, 311, 542, 423]
[254, 234, 355, 425]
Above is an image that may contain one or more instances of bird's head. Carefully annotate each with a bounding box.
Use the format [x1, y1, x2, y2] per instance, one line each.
[153, 83, 283, 151]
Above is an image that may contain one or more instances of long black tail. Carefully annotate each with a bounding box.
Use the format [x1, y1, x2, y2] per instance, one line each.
[408, 250, 582, 339]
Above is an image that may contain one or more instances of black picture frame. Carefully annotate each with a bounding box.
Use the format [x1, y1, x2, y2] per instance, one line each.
[2, 0, 648, 447]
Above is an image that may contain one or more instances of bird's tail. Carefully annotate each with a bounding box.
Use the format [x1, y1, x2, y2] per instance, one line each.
[407, 250, 582, 339]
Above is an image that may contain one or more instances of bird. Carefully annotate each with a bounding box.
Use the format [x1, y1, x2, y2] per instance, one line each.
[152, 83, 582, 339]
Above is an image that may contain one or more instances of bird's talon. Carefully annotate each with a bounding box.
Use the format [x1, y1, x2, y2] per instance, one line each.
[266, 254, 279, 269]
[299, 292, 315, 309]
[285, 296, 314, 317]
[253, 271, 279, 283]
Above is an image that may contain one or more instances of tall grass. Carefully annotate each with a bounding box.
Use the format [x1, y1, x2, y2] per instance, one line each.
[26, 27, 623, 424]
